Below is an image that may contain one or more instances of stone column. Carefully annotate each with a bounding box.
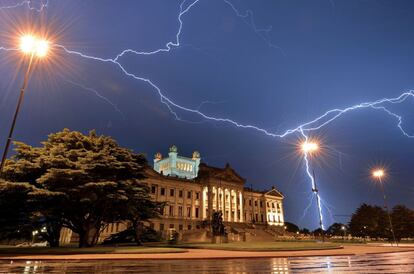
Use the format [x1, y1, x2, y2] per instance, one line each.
[202, 187, 207, 219]
[226, 189, 230, 222]
[279, 202, 284, 224]
[239, 191, 243, 222]
[234, 190, 238, 222]
[221, 188, 225, 220]
[207, 185, 212, 221]
[215, 187, 220, 211]
[229, 190, 233, 222]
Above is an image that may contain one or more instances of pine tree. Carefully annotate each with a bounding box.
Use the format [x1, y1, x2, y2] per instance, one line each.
[2, 129, 157, 247]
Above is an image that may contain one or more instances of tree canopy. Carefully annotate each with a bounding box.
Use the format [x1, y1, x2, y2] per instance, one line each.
[349, 203, 389, 239]
[1, 129, 161, 247]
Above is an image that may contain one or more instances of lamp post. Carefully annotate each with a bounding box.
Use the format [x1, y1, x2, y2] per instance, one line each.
[372, 169, 397, 246]
[341, 225, 346, 241]
[0, 35, 49, 176]
[301, 141, 325, 242]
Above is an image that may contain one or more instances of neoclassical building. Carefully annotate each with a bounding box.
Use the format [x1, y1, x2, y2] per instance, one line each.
[146, 146, 284, 233]
[60, 146, 285, 244]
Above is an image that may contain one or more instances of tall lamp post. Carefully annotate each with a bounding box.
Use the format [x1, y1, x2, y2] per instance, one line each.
[372, 169, 397, 246]
[301, 141, 325, 242]
[0, 35, 49, 176]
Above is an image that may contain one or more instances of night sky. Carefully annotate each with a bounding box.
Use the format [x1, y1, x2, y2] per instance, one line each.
[0, 0, 413, 230]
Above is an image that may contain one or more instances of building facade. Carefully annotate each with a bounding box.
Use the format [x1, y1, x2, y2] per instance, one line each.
[60, 145, 285, 244]
[147, 146, 284, 233]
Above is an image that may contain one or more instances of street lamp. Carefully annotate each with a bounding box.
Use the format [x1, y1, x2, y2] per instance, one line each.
[301, 141, 325, 242]
[301, 142, 319, 154]
[0, 34, 49, 175]
[372, 168, 397, 246]
[341, 225, 346, 241]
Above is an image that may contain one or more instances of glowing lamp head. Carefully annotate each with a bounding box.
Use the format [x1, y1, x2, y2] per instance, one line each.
[372, 169, 385, 179]
[19, 35, 49, 57]
[20, 35, 36, 53]
[301, 142, 319, 153]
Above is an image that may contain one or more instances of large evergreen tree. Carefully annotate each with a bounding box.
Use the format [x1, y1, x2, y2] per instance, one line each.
[349, 203, 389, 239]
[391, 205, 414, 240]
[0, 180, 34, 241]
[2, 129, 157, 247]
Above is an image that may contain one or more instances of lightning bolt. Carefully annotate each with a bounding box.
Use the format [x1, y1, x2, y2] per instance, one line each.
[223, 0, 285, 54]
[1, 0, 414, 230]
[0, 0, 48, 12]
[300, 127, 325, 230]
[64, 79, 125, 119]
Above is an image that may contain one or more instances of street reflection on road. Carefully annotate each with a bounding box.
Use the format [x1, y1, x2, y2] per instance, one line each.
[1, 251, 414, 273]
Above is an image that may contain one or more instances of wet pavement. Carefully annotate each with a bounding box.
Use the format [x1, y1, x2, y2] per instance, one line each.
[1, 251, 414, 273]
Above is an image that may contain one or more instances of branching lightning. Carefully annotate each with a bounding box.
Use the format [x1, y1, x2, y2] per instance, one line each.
[223, 0, 284, 54]
[0, 0, 48, 12]
[1, 0, 414, 229]
[64, 79, 124, 119]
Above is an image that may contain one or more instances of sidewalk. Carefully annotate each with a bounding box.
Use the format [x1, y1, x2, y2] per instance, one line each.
[1, 245, 413, 261]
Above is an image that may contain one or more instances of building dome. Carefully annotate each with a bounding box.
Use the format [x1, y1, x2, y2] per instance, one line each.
[154, 152, 162, 161]
[169, 145, 178, 153]
[192, 151, 200, 159]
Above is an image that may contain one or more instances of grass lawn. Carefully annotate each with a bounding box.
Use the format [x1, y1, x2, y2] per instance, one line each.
[0, 246, 186, 255]
[177, 241, 342, 251]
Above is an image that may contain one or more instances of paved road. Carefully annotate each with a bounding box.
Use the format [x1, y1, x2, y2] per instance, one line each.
[1, 244, 413, 260]
[1, 251, 414, 273]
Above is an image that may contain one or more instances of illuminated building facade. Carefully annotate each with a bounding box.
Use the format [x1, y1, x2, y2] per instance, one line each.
[60, 145, 284, 244]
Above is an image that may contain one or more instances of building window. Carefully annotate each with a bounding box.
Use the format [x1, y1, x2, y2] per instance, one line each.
[169, 205, 174, 216]
[261, 214, 264, 223]
[226, 195, 229, 201]
[187, 191, 192, 199]
[161, 188, 165, 196]
[188, 225, 192, 230]
[160, 223, 164, 231]
[260, 201, 263, 208]
[170, 189, 175, 197]
[178, 206, 183, 217]
[195, 207, 199, 218]
[237, 210, 241, 220]
[187, 207, 191, 218]
[272, 203, 275, 208]
[169, 224, 174, 229]
[179, 224, 183, 231]
[249, 200, 252, 206]
[196, 192, 200, 200]
[255, 201, 258, 207]
[179, 190, 183, 198]
[151, 185, 156, 194]
[267, 202, 270, 208]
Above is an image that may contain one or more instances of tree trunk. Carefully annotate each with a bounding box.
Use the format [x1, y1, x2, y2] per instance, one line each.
[78, 231, 88, 248]
[47, 222, 62, 248]
[133, 220, 144, 246]
[78, 223, 100, 248]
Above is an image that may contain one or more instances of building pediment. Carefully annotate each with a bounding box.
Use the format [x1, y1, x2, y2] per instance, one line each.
[211, 168, 244, 183]
[197, 163, 245, 184]
[265, 188, 284, 199]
